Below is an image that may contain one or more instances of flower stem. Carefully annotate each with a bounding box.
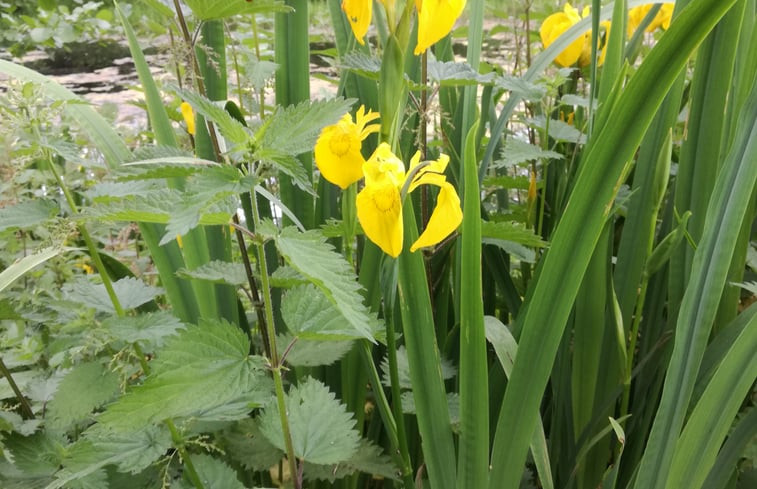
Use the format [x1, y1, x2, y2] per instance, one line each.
[167, 419, 206, 489]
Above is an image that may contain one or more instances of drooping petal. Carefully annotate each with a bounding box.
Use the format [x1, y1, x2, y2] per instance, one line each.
[314, 115, 365, 189]
[410, 182, 462, 252]
[342, 0, 373, 45]
[409, 153, 450, 192]
[414, 0, 467, 55]
[357, 180, 404, 257]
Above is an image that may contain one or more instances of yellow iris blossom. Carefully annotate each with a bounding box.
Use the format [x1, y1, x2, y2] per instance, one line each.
[315, 105, 380, 189]
[628, 4, 674, 37]
[180, 101, 195, 136]
[541, 3, 610, 68]
[341, 0, 467, 54]
[356, 143, 462, 257]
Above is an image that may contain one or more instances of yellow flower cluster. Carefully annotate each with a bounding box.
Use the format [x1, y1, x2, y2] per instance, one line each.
[341, 0, 467, 55]
[540, 2, 673, 68]
[314, 108, 462, 257]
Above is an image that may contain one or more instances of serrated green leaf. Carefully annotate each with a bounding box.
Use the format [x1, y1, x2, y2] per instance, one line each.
[0, 411, 42, 436]
[46, 362, 119, 431]
[381, 346, 457, 390]
[527, 115, 586, 144]
[0, 200, 58, 232]
[102, 311, 185, 348]
[282, 284, 370, 340]
[118, 156, 219, 181]
[426, 60, 495, 87]
[172, 86, 249, 146]
[304, 439, 399, 482]
[269, 266, 308, 288]
[48, 425, 172, 489]
[183, 0, 291, 20]
[187, 454, 246, 489]
[483, 175, 531, 190]
[85, 181, 161, 199]
[481, 220, 549, 248]
[560, 94, 593, 108]
[62, 277, 162, 314]
[277, 333, 354, 367]
[220, 418, 284, 471]
[0, 370, 40, 400]
[493, 137, 564, 168]
[98, 320, 271, 431]
[0, 299, 23, 320]
[254, 148, 314, 194]
[275, 228, 381, 342]
[177, 260, 248, 286]
[259, 98, 356, 157]
[259, 377, 360, 465]
[732, 281, 757, 295]
[495, 75, 548, 101]
[339, 52, 381, 79]
[4, 432, 62, 478]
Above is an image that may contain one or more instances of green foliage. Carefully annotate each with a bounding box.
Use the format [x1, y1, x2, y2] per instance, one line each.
[276, 227, 382, 342]
[46, 361, 119, 431]
[62, 276, 162, 313]
[98, 320, 271, 430]
[259, 377, 361, 465]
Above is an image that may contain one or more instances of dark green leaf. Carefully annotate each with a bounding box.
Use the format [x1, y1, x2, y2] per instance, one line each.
[493, 138, 564, 168]
[220, 418, 284, 471]
[98, 320, 271, 430]
[304, 439, 399, 482]
[282, 284, 371, 339]
[276, 228, 381, 342]
[277, 333, 354, 367]
[188, 454, 247, 489]
[481, 220, 549, 248]
[259, 377, 360, 465]
[47, 362, 120, 431]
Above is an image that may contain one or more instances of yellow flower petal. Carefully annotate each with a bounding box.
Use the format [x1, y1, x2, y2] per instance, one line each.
[315, 115, 365, 189]
[180, 102, 195, 136]
[357, 180, 404, 257]
[414, 0, 467, 55]
[410, 182, 462, 252]
[342, 0, 372, 45]
[408, 152, 450, 192]
[364, 143, 406, 187]
[540, 11, 585, 67]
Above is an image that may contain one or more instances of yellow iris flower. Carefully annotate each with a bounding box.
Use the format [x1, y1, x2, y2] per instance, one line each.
[315, 105, 380, 189]
[356, 143, 462, 257]
[341, 0, 467, 54]
[541, 3, 610, 68]
[628, 4, 674, 37]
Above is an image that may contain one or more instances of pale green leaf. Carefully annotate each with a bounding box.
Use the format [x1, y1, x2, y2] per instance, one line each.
[270, 266, 308, 288]
[427, 60, 495, 87]
[493, 137, 564, 168]
[62, 277, 162, 314]
[304, 439, 399, 482]
[101, 311, 186, 348]
[259, 98, 356, 157]
[338, 52, 381, 79]
[187, 454, 247, 489]
[527, 115, 587, 144]
[481, 220, 549, 248]
[495, 75, 548, 101]
[85, 181, 161, 199]
[177, 260, 248, 286]
[48, 425, 171, 489]
[276, 333, 354, 367]
[276, 228, 381, 342]
[0, 200, 58, 232]
[254, 148, 314, 193]
[259, 377, 360, 465]
[732, 281, 757, 295]
[282, 284, 370, 339]
[47, 362, 120, 431]
[401, 391, 460, 430]
[220, 418, 284, 471]
[98, 320, 271, 431]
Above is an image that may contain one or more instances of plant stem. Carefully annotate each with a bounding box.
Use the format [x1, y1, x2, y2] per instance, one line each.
[0, 357, 34, 419]
[249, 186, 299, 487]
[167, 419, 206, 489]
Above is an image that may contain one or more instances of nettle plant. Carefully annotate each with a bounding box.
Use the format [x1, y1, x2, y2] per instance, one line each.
[1, 0, 756, 489]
